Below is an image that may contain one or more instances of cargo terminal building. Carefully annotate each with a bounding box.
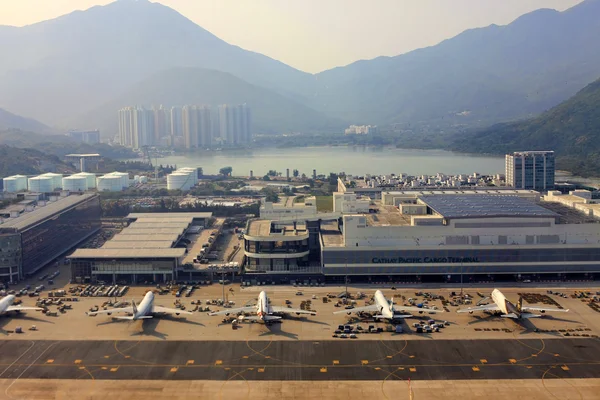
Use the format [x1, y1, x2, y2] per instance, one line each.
[244, 192, 600, 283]
[68, 212, 212, 284]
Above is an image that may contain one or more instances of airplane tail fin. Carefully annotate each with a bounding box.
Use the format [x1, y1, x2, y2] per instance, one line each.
[390, 296, 395, 312]
[517, 296, 523, 313]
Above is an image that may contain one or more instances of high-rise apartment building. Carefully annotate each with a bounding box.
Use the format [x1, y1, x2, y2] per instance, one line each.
[170, 106, 183, 137]
[505, 151, 555, 191]
[118, 107, 154, 148]
[182, 105, 212, 148]
[218, 104, 251, 145]
[152, 105, 169, 144]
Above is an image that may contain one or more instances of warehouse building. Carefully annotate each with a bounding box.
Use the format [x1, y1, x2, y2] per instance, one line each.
[244, 193, 600, 283]
[0, 193, 101, 283]
[68, 212, 212, 283]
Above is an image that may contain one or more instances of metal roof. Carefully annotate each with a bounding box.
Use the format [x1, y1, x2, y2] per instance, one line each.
[68, 248, 185, 259]
[126, 222, 190, 229]
[102, 240, 175, 249]
[111, 233, 179, 242]
[419, 195, 559, 220]
[0, 194, 97, 231]
[126, 212, 212, 219]
[121, 227, 186, 235]
[134, 217, 195, 224]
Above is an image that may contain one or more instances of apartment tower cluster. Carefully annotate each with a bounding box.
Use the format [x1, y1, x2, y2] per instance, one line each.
[118, 104, 251, 149]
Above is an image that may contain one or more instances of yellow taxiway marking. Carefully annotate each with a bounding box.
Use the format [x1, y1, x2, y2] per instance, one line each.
[374, 367, 381, 371]
[186, 360, 194, 365]
[242, 356, 249, 359]
[258, 368, 265, 373]
[480, 359, 487, 364]
[74, 360, 82, 365]
[531, 354, 538, 357]
[397, 367, 405, 371]
[361, 360, 369, 365]
[333, 360, 339, 365]
[104, 356, 110, 359]
[472, 366, 480, 372]
[409, 367, 417, 372]
[78, 367, 86, 370]
[509, 359, 517, 364]
[554, 354, 560, 357]
[264, 356, 271, 359]
[561, 365, 570, 371]
[215, 360, 223, 365]
[386, 356, 393, 359]
[409, 355, 415, 358]
[46, 360, 54, 364]
[101, 367, 107, 370]
[124, 355, 130, 359]
[170, 367, 178, 373]
[320, 367, 327, 373]
[110, 368, 118, 372]
[247, 368, 254, 371]
[224, 368, 231, 371]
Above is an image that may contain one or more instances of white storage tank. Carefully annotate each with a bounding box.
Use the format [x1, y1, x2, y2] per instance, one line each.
[73, 172, 96, 189]
[108, 172, 129, 189]
[2, 176, 26, 193]
[28, 176, 54, 193]
[40, 173, 63, 190]
[62, 176, 87, 192]
[167, 172, 194, 190]
[97, 175, 124, 192]
[177, 168, 198, 184]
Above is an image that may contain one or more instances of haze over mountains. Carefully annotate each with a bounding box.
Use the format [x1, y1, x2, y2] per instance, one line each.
[0, 0, 599, 137]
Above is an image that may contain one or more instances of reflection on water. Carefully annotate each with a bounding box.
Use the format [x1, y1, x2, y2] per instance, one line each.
[153, 146, 505, 176]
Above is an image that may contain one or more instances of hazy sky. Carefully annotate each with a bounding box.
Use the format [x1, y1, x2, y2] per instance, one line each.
[0, 0, 584, 73]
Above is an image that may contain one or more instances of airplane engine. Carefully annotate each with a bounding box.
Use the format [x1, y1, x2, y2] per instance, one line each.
[176, 312, 180, 316]
[540, 310, 545, 313]
[347, 312, 352, 315]
[225, 312, 230, 316]
[418, 311, 424, 314]
[296, 313, 300, 315]
[107, 312, 112, 315]
[469, 311, 474, 314]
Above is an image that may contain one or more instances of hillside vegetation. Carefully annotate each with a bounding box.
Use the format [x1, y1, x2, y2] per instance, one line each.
[450, 77, 600, 176]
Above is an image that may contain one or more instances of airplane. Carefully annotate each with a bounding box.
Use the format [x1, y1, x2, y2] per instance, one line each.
[86, 291, 193, 320]
[457, 288, 569, 319]
[0, 295, 44, 316]
[334, 290, 444, 321]
[208, 290, 316, 322]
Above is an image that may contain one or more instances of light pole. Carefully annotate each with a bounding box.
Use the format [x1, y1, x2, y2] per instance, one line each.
[460, 262, 464, 297]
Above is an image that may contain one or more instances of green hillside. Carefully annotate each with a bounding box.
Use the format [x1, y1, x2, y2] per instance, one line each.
[0, 145, 76, 177]
[451, 77, 600, 176]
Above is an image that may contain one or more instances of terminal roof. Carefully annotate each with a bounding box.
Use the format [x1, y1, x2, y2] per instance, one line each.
[0, 194, 97, 231]
[126, 212, 212, 220]
[111, 233, 178, 242]
[68, 248, 185, 259]
[420, 195, 559, 219]
[102, 240, 175, 249]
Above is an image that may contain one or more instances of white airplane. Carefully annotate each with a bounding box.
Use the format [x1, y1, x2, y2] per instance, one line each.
[208, 290, 316, 322]
[458, 288, 569, 319]
[0, 295, 44, 316]
[334, 290, 444, 320]
[86, 291, 193, 320]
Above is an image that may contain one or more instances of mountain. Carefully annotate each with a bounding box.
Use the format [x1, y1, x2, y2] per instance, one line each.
[72, 67, 344, 135]
[0, 0, 313, 125]
[450, 77, 600, 177]
[0, 129, 136, 159]
[0, 144, 76, 177]
[0, 108, 53, 134]
[312, 0, 600, 127]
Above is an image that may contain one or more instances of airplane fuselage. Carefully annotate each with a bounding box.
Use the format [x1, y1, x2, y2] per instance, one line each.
[133, 291, 155, 319]
[491, 289, 520, 317]
[373, 290, 393, 319]
[0, 295, 17, 315]
[256, 291, 269, 321]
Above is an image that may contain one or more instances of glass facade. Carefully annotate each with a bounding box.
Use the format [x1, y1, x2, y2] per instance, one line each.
[20, 196, 101, 276]
[506, 151, 555, 191]
[0, 233, 21, 283]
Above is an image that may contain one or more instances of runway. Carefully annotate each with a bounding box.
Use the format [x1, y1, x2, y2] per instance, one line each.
[0, 339, 599, 381]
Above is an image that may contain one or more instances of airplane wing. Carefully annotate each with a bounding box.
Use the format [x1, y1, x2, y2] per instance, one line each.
[457, 304, 501, 313]
[153, 306, 193, 315]
[521, 306, 569, 314]
[395, 306, 444, 314]
[6, 306, 44, 312]
[333, 305, 379, 315]
[87, 307, 134, 316]
[208, 306, 256, 316]
[269, 306, 316, 315]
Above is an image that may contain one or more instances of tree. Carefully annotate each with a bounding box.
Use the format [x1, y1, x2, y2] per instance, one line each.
[293, 169, 299, 178]
[219, 166, 233, 176]
[262, 175, 271, 181]
[267, 170, 278, 177]
[265, 191, 279, 203]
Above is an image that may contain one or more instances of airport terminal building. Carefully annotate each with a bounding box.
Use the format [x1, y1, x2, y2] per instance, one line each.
[244, 190, 600, 283]
[0, 193, 101, 283]
[69, 212, 212, 283]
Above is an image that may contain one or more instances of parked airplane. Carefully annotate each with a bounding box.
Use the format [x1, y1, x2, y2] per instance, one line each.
[458, 288, 569, 319]
[334, 290, 444, 320]
[0, 295, 44, 316]
[86, 291, 193, 320]
[208, 290, 316, 322]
